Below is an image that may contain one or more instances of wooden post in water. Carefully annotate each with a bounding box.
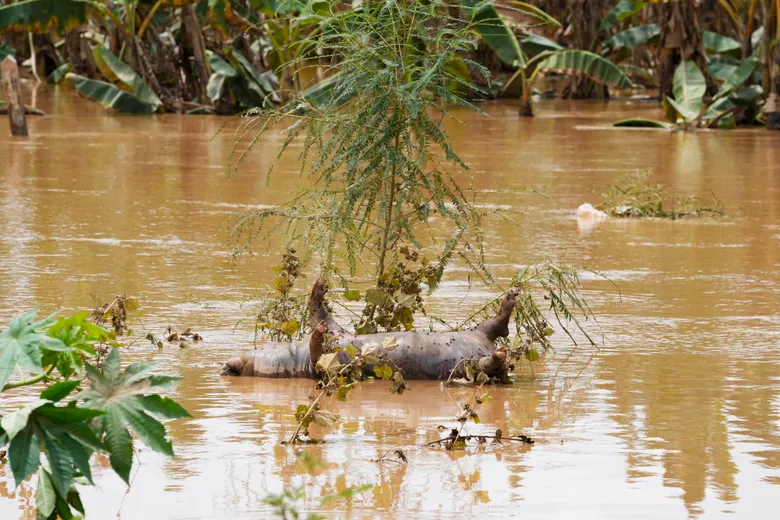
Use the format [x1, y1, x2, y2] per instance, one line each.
[1, 55, 28, 137]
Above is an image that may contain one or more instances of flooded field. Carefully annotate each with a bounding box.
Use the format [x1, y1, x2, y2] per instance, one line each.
[1, 89, 779, 518]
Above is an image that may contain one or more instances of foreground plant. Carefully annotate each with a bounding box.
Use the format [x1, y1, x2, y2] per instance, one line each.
[596, 171, 725, 219]
[0, 310, 189, 519]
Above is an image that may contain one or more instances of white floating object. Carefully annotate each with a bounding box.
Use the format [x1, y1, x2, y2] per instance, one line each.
[576, 203, 609, 221]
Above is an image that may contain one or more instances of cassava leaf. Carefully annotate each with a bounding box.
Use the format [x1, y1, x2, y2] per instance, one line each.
[0, 310, 67, 390]
[77, 348, 187, 483]
[141, 395, 191, 419]
[8, 427, 40, 486]
[36, 469, 57, 517]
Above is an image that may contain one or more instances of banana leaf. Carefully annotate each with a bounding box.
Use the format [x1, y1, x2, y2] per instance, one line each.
[704, 84, 763, 120]
[603, 24, 660, 49]
[208, 52, 238, 79]
[206, 50, 279, 109]
[231, 48, 278, 96]
[206, 52, 239, 103]
[47, 64, 72, 84]
[708, 55, 740, 82]
[536, 50, 632, 89]
[670, 60, 705, 121]
[208, 0, 232, 34]
[511, 2, 561, 28]
[0, 0, 88, 33]
[729, 84, 763, 105]
[65, 73, 158, 114]
[300, 71, 355, 108]
[751, 27, 763, 49]
[520, 32, 563, 56]
[613, 118, 672, 128]
[714, 113, 737, 129]
[92, 46, 162, 111]
[618, 63, 655, 85]
[461, 0, 525, 67]
[714, 57, 757, 99]
[599, 0, 647, 32]
[702, 31, 741, 54]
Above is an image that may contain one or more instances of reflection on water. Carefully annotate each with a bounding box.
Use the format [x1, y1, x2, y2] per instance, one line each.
[1, 90, 779, 518]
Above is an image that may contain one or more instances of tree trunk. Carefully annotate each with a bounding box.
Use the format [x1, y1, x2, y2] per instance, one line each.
[742, 0, 758, 59]
[179, 5, 211, 105]
[566, 0, 609, 98]
[64, 29, 98, 78]
[657, 0, 714, 99]
[1, 56, 28, 137]
[762, 3, 780, 129]
[518, 100, 534, 117]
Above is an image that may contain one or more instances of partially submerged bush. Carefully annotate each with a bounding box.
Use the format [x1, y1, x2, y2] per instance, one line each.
[450, 261, 607, 384]
[252, 248, 310, 342]
[596, 171, 724, 219]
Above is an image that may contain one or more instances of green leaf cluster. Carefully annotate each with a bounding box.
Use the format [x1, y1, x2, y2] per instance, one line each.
[207, 48, 280, 109]
[1, 311, 190, 519]
[664, 59, 762, 128]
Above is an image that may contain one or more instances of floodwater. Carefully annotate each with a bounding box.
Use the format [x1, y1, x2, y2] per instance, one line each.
[1, 88, 779, 519]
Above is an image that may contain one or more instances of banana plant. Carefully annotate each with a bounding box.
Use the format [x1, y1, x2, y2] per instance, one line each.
[64, 45, 163, 113]
[468, 1, 631, 116]
[663, 58, 763, 129]
[501, 46, 632, 116]
[615, 58, 762, 129]
[206, 48, 279, 111]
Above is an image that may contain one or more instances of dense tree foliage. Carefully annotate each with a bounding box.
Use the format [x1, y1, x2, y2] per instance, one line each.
[0, 0, 777, 127]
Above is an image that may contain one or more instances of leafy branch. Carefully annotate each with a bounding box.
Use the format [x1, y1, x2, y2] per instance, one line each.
[285, 336, 406, 445]
[0, 310, 189, 519]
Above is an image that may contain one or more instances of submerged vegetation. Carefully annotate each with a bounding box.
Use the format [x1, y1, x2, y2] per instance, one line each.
[0, 0, 778, 128]
[596, 170, 725, 219]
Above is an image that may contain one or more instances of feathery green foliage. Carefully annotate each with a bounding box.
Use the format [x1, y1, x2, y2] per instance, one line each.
[225, 0, 494, 290]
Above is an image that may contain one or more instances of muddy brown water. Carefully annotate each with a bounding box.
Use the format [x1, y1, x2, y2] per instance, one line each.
[1, 89, 779, 519]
